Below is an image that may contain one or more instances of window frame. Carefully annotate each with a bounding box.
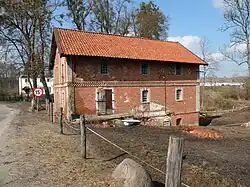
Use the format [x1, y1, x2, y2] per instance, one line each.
[100, 63, 108, 75]
[141, 63, 150, 75]
[175, 63, 183, 76]
[141, 88, 150, 104]
[175, 88, 184, 101]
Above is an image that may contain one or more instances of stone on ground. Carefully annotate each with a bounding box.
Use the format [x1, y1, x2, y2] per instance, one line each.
[112, 158, 152, 187]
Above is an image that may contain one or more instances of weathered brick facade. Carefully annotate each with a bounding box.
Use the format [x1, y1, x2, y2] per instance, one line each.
[50, 28, 206, 126]
[53, 54, 200, 126]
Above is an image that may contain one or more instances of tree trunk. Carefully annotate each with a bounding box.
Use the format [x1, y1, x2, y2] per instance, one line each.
[40, 71, 51, 101]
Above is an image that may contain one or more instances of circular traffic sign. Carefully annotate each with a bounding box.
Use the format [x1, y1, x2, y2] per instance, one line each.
[33, 88, 43, 97]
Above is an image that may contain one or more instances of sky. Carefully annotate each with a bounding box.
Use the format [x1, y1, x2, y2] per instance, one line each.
[57, 0, 248, 77]
[156, 0, 248, 77]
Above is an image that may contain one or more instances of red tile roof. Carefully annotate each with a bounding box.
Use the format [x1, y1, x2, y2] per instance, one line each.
[53, 28, 207, 65]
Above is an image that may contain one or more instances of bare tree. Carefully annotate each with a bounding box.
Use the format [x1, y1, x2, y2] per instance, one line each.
[220, 0, 250, 75]
[89, 0, 132, 35]
[132, 0, 169, 40]
[199, 37, 220, 109]
[66, 0, 93, 30]
[0, 0, 60, 107]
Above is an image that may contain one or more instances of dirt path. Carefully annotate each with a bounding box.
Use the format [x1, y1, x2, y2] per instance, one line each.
[0, 102, 122, 187]
[0, 104, 18, 138]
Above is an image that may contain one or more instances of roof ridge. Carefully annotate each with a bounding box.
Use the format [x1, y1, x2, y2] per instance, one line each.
[53, 27, 179, 44]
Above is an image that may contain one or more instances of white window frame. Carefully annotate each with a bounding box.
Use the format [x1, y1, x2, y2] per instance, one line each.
[95, 88, 115, 114]
[175, 63, 183, 76]
[140, 88, 150, 104]
[140, 63, 150, 75]
[175, 88, 183, 101]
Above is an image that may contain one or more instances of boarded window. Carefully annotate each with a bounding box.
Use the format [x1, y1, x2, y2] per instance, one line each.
[100, 63, 108, 74]
[175, 64, 183, 75]
[141, 90, 149, 103]
[141, 63, 149, 75]
[176, 88, 183, 101]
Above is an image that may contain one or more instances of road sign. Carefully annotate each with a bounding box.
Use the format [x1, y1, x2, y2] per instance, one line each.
[33, 88, 43, 97]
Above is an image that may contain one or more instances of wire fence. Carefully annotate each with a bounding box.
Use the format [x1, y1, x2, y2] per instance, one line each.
[52, 108, 190, 187]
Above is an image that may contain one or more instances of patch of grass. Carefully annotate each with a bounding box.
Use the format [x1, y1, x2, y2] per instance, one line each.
[201, 86, 249, 111]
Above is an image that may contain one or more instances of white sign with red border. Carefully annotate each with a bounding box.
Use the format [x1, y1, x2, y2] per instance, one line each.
[33, 88, 43, 97]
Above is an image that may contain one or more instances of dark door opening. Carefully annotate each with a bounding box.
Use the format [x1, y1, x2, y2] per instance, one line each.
[97, 89, 113, 115]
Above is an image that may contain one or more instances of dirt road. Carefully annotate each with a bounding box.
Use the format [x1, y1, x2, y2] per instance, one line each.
[0, 102, 123, 187]
[0, 104, 17, 137]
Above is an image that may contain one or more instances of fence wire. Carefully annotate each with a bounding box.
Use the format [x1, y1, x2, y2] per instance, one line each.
[55, 113, 190, 187]
[86, 126, 190, 187]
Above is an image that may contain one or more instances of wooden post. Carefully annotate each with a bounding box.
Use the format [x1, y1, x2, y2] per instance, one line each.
[58, 107, 63, 134]
[46, 99, 49, 114]
[50, 102, 53, 123]
[165, 136, 184, 187]
[80, 115, 87, 158]
[36, 97, 39, 112]
[48, 101, 50, 116]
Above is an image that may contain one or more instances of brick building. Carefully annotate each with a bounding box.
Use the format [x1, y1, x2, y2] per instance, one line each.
[49, 28, 207, 126]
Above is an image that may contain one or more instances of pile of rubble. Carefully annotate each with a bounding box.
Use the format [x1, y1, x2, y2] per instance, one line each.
[176, 126, 224, 139]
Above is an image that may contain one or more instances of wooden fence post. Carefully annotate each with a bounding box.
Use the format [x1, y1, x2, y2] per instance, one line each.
[50, 102, 53, 123]
[48, 101, 50, 116]
[80, 114, 87, 158]
[58, 107, 63, 134]
[165, 136, 184, 187]
[46, 99, 49, 114]
[36, 97, 39, 112]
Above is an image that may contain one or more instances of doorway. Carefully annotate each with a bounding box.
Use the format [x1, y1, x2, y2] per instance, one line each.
[96, 89, 113, 115]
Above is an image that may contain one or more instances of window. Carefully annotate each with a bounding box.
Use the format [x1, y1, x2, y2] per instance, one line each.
[47, 78, 50, 82]
[25, 79, 28, 83]
[61, 64, 64, 82]
[141, 63, 149, 75]
[141, 89, 149, 103]
[175, 63, 183, 75]
[176, 118, 182, 126]
[100, 63, 108, 74]
[176, 88, 183, 101]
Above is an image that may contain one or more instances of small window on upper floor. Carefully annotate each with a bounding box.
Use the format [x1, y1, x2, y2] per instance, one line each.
[141, 63, 149, 75]
[47, 78, 50, 82]
[175, 63, 183, 75]
[25, 79, 28, 83]
[176, 88, 183, 101]
[100, 63, 108, 74]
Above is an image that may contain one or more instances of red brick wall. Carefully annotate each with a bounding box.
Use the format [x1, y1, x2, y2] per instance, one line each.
[53, 48, 68, 115]
[72, 56, 198, 82]
[74, 85, 198, 126]
[53, 55, 200, 125]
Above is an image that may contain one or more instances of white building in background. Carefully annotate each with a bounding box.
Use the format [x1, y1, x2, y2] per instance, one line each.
[18, 75, 53, 95]
[201, 82, 243, 87]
